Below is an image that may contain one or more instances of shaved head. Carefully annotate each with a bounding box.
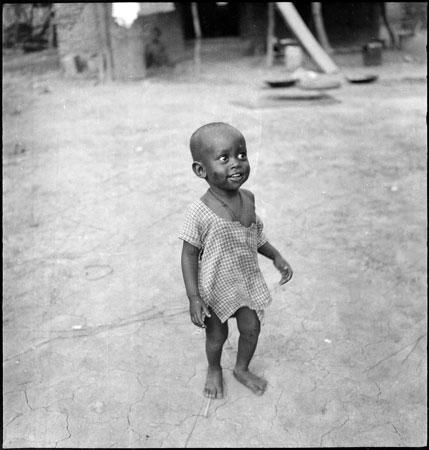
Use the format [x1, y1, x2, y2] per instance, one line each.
[190, 122, 244, 161]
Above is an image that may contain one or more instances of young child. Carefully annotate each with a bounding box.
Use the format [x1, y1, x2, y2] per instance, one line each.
[144, 26, 171, 68]
[180, 122, 293, 399]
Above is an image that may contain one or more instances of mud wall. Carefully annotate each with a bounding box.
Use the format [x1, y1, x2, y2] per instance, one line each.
[54, 3, 101, 60]
[54, 3, 184, 79]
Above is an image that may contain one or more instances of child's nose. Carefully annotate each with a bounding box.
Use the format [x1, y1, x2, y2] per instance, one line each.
[230, 157, 241, 168]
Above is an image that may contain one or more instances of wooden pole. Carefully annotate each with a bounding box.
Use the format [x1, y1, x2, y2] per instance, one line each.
[191, 2, 202, 76]
[266, 2, 275, 66]
[311, 2, 333, 54]
[275, 2, 339, 73]
[102, 3, 114, 81]
[380, 2, 396, 48]
[94, 3, 113, 82]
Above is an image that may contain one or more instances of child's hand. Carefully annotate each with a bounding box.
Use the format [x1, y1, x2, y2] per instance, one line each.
[189, 297, 211, 328]
[273, 255, 293, 285]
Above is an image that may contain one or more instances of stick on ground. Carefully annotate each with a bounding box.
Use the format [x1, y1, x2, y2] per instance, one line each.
[204, 397, 211, 418]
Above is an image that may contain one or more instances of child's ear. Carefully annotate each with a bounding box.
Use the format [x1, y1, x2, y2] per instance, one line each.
[192, 161, 206, 179]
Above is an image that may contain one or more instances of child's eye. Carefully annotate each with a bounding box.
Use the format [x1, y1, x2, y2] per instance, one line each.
[238, 153, 247, 160]
[219, 155, 228, 162]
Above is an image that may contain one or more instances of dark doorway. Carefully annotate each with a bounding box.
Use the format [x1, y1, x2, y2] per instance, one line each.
[180, 2, 240, 39]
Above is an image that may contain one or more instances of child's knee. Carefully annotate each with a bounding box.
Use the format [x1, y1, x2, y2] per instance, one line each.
[237, 312, 260, 339]
[240, 323, 260, 340]
[206, 329, 228, 348]
[206, 318, 228, 346]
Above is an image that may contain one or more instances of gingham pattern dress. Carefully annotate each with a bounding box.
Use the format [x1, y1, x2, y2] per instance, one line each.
[179, 199, 272, 323]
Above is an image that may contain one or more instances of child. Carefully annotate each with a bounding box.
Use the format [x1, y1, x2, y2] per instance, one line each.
[144, 26, 171, 68]
[180, 122, 293, 399]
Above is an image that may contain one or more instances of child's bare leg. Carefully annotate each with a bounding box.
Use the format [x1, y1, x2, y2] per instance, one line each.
[204, 309, 228, 399]
[233, 307, 267, 396]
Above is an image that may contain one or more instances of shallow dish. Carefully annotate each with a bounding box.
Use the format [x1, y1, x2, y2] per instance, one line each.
[346, 74, 378, 83]
[265, 79, 297, 88]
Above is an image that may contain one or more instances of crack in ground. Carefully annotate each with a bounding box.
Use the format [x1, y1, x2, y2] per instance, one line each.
[4, 412, 26, 429]
[4, 405, 72, 448]
[160, 413, 198, 447]
[3, 308, 188, 363]
[185, 366, 197, 386]
[373, 381, 382, 403]
[416, 357, 424, 372]
[121, 380, 184, 446]
[184, 398, 206, 448]
[365, 333, 426, 371]
[319, 415, 350, 446]
[361, 338, 389, 357]
[54, 410, 71, 448]
[24, 390, 34, 410]
[4, 388, 28, 396]
[208, 394, 249, 417]
[211, 397, 230, 416]
[126, 387, 148, 425]
[388, 421, 406, 445]
[401, 334, 426, 365]
[268, 389, 284, 431]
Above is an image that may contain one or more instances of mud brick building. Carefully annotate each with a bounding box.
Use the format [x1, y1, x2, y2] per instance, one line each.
[54, 3, 186, 79]
[53, 2, 427, 80]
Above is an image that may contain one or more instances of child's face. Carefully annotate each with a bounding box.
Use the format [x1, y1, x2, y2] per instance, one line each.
[199, 129, 250, 191]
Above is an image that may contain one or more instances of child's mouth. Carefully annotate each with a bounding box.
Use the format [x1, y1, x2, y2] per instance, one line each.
[229, 173, 243, 181]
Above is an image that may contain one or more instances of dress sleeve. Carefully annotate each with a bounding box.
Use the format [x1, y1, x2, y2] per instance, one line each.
[256, 215, 268, 248]
[179, 202, 203, 249]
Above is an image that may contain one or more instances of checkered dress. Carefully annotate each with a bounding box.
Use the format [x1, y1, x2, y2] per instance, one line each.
[179, 199, 272, 323]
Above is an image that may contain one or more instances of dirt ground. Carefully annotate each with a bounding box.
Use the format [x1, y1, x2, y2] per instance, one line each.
[3, 42, 427, 448]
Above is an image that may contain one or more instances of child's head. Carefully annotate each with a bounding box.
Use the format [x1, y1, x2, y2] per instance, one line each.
[189, 122, 250, 191]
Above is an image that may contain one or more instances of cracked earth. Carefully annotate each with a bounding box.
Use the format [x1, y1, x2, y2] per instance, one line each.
[3, 48, 427, 447]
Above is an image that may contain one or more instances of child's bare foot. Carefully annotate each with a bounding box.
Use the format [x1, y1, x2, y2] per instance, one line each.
[204, 366, 224, 399]
[233, 367, 267, 396]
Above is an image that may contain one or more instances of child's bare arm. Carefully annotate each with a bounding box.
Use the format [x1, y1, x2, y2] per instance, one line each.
[258, 242, 293, 284]
[181, 241, 211, 327]
[242, 189, 293, 284]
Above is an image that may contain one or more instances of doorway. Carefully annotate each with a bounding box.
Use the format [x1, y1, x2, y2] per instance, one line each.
[180, 2, 240, 38]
